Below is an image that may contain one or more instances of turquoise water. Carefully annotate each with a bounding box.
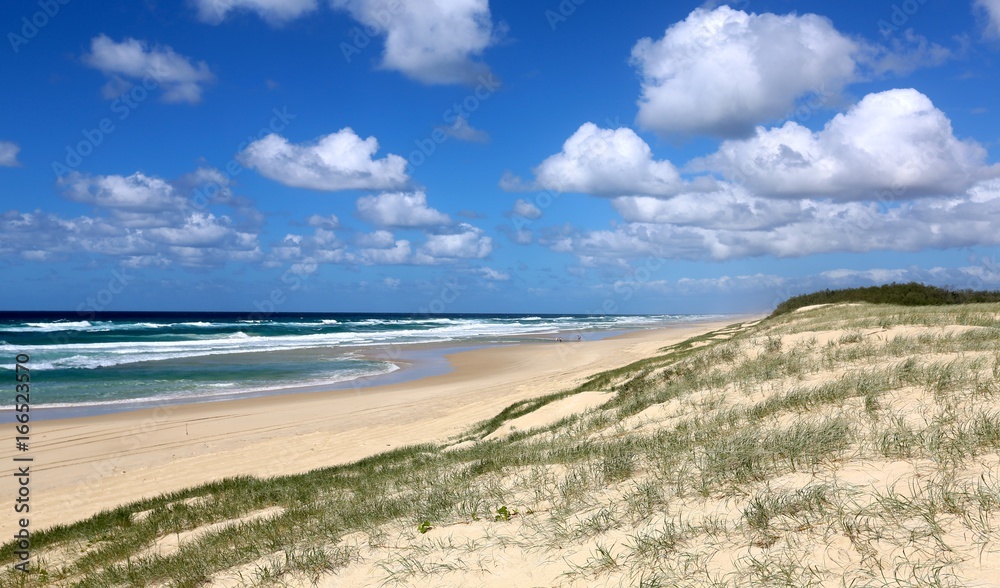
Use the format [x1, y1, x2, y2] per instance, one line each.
[0, 311, 717, 410]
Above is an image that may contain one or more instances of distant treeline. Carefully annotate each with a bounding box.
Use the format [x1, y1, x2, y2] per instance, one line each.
[771, 282, 1000, 316]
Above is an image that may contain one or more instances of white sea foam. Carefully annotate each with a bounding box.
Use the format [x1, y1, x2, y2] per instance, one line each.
[0, 315, 724, 372]
[7, 321, 94, 332]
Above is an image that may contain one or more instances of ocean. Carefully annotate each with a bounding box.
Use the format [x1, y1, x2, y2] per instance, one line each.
[0, 311, 718, 415]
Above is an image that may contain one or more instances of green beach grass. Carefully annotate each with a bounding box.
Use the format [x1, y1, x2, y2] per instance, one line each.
[4, 294, 1000, 586]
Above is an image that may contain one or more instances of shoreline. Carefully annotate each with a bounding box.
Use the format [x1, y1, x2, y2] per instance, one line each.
[0, 318, 753, 538]
[22, 322, 719, 421]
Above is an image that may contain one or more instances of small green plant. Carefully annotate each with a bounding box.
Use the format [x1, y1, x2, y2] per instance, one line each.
[494, 506, 517, 522]
[417, 521, 433, 534]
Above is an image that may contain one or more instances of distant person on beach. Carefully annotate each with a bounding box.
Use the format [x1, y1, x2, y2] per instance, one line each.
[577, 334, 582, 342]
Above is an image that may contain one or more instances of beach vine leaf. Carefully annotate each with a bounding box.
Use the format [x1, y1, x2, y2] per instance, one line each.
[494, 506, 517, 522]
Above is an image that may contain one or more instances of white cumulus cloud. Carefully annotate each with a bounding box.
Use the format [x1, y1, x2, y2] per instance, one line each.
[1, 168, 265, 266]
[512, 199, 541, 220]
[238, 128, 409, 191]
[82, 35, 215, 103]
[631, 6, 858, 137]
[508, 123, 686, 197]
[0, 141, 20, 167]
[552, 180, 1000, 263]
[61, 172, 188, 215]
[356, 229, 397, 248]
[306, 213, 340, 229]
[0, 208, 261, 267]
[146, 212, 253, 248]
[694, 89, 997, 201]
[977, 0, 1000, 37]
[331, 0, 499, 84]
[611, 185, 804, 231]
[356, 191, 450, 227]
[193, 0, 318, 24]
[416, 223, 492, 262]
[356, 239, 411, 265]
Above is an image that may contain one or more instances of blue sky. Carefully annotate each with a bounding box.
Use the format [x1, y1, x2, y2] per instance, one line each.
[3, 0, 1000, 314]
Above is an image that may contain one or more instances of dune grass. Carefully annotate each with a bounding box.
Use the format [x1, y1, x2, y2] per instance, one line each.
[3, 302, 1000, 586]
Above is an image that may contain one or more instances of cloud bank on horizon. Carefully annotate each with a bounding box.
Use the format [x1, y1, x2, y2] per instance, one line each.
[3, 1, 1000, 313]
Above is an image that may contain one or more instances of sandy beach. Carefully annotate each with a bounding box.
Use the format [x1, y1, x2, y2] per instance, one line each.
[1, 320, 739, 539]
[6, 302, 1000, 586]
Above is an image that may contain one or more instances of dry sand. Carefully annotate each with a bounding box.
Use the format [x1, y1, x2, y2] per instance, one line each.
[304, 308, 999, 587]
[0, 320, 741, 538]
